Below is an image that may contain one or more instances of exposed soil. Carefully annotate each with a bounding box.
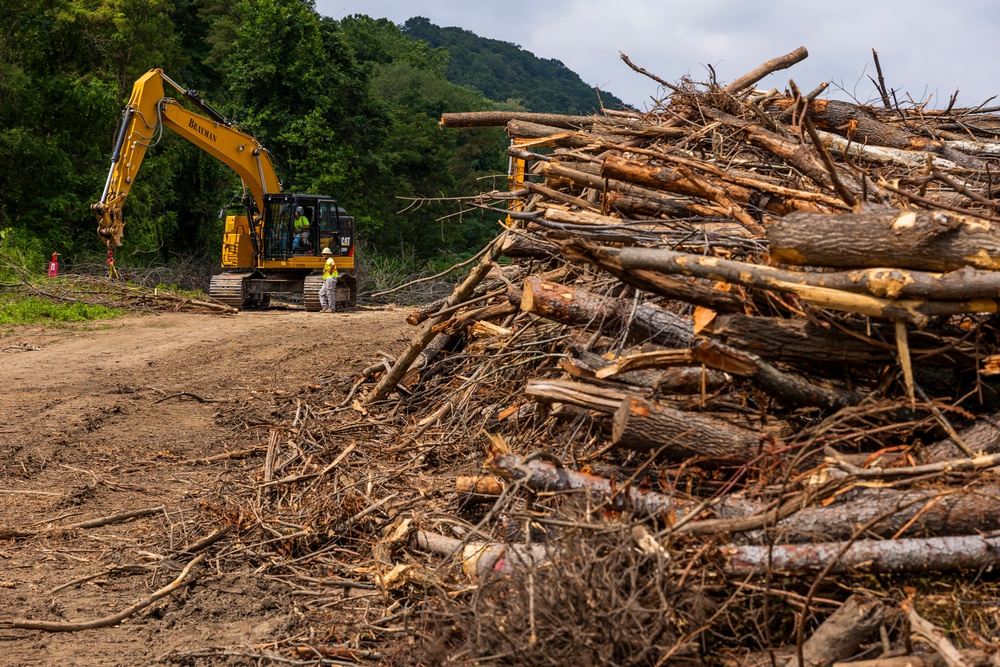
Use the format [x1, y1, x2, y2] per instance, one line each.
[0, 307, 413, 666]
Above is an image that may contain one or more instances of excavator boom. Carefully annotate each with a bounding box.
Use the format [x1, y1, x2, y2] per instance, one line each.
[93, 68, 280, 248]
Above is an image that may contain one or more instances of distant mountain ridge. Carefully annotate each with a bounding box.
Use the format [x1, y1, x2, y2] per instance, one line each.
[401, 17, 626, 115]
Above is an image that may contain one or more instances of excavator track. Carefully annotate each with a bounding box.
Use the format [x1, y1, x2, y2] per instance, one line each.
[209, 272, 253, 309]
[303, 275, 324, 312]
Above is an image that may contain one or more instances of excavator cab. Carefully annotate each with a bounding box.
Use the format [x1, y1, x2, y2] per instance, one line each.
[260, 195, 352, 261]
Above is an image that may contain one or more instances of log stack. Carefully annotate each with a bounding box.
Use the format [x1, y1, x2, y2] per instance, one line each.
[247, 48, 1000, 665]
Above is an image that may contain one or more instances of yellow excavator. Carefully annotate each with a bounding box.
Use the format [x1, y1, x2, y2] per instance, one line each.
[92, 68, 356, 310]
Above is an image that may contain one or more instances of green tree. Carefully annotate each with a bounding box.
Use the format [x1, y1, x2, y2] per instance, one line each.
[0, 0, 184, 262]
[338, 15, 508, 258]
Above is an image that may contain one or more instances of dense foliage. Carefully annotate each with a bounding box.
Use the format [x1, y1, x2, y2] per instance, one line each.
[0, 1, 614, 277]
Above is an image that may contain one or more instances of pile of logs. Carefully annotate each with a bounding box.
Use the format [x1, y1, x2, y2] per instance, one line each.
[254, 47, 1000, 665]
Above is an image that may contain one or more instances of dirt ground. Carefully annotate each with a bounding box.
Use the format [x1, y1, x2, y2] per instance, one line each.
[0, 306, 413, 666]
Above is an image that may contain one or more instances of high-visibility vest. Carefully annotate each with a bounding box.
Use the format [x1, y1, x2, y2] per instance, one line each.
[323, 257, 339, 280]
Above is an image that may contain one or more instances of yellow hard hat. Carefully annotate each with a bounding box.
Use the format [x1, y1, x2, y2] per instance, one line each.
[321, 247, 333, 255]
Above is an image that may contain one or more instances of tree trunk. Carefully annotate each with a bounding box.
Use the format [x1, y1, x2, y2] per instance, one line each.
[559, 239, 746, 312]
[520, 275, 694, 347]
[440, 111, 600, 129]
[768, 209, 1000, 272]
[784, 594, 884, 667]
[724, 534, 1000, 575]
[489, 453, 695, 518]
[764, 98, 986, 170]
[691, 339, 866, 409]
[762, 485, 1000, 543]
[620, 245, 1000, 301]
[500, 231, 558, 258]
[612, 395, 762, 461]
[707, 313, 978, 371]
[601, 154, 806, 216]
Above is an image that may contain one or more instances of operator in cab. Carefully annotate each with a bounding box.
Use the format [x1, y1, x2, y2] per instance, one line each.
[319, 247, 339, 313]
[292, 207, 311, 253]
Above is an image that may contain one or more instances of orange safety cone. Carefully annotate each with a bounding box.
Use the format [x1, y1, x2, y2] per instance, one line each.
[47, 252, 59, 277]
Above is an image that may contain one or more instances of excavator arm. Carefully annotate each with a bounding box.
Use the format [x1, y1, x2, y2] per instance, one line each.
[93, 68, 281, 248]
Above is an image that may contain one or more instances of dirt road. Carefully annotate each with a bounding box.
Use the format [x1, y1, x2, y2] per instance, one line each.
[0, 307, 412, 666]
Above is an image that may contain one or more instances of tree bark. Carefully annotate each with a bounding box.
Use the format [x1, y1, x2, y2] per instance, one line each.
[724, 46, 808, 94]
[762, 484, 1000, 543]
[764, 98, 986, 170]
[691, 339, 866, 409]
[559, 239, 746, 311]
[520, 275, 694, 347]
[601, 154, 806, 216]
[784, 594, 884, 667]
[500, 230, 558, 258]
[620, 245, 1000, 300]
[707, 313, 977, 371]
[769, 209, 1000, 272]
[605, 190, 734, 220]
[440, 111, 601, 129]
[489, 453, 695, 518]
[724, 534, 1000, 576]
[612, 395, 762, 461]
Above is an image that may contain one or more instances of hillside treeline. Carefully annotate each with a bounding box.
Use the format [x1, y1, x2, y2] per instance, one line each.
[0, 0, 569, 271]
[401, 17, 626, 115]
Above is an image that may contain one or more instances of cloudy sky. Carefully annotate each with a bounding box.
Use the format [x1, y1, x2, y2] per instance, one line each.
[316, 0, 999, 110]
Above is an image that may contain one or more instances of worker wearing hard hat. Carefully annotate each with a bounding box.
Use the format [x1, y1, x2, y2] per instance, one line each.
[292, 207, 311, 253]
[319, 247, 339, 313]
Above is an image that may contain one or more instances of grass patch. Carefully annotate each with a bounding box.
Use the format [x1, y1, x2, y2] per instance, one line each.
[0, 297, 124, 325]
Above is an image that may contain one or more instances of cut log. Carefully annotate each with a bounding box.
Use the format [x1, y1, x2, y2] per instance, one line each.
[456, 475, 506, 497]
[769, 209, 1000, 272]
[612, 395, 762, 461]
[601, 154, 806, 216]
[414, 530, 549, 577]
[762, 484, 1000, 543]
[725, 46, 808, 93]
[564, 348, 730, 394]
[927, 414, 1000, 459]
[691, 339, 866, 409]
[520, 275, 694, 347]
[764, 98, 987, 171]
[489, 453, 696, 518]
[440, 111, 602, 129]
[784, 594, 884, 667]
[500, 230, 558, 259]
[605, 190, 735, 220]
[724, 534, 1000, 576]
[707, 313, 977, 371]
[619, 245, 1000, 301]
[559, 239, 747, 312]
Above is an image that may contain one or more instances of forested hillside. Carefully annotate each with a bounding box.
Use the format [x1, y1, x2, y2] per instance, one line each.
[402, 17, 626, 114]
[0, 1, 577, 277]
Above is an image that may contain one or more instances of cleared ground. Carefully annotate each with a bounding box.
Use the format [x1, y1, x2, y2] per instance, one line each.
[0, 307, 412, 666]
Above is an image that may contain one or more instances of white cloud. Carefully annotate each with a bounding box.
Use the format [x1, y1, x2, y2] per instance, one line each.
[317, 0, 999, 109]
